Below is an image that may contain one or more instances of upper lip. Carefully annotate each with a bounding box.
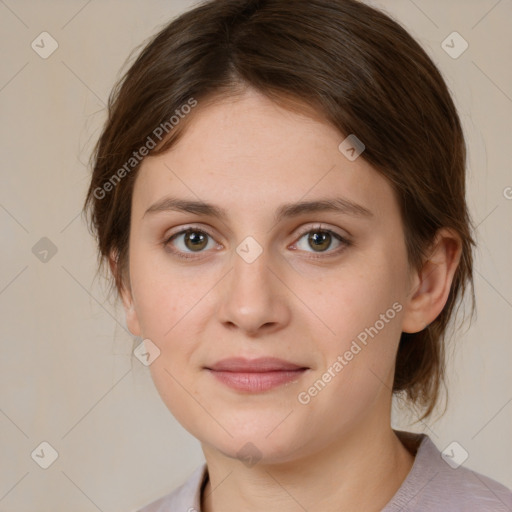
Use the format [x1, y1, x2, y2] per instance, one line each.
[206, 357, 308, 372]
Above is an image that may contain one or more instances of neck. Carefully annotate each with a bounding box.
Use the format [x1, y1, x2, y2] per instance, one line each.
[201, 415, 416, 512]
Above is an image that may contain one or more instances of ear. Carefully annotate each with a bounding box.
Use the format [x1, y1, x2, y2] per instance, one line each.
[109, 250, 142, 337]
[401, 228, 462, 334]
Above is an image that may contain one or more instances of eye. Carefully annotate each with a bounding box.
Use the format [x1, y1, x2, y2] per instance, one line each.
[163, 224, 351, 260]
[292, 225, 351, 257]
[163, 227, 218, 259]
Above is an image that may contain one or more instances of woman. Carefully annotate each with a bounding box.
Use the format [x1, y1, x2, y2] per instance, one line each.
[84, 0, 512, 510]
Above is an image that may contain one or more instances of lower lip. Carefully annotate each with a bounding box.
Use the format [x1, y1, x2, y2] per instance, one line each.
[207, 369, 307, 392]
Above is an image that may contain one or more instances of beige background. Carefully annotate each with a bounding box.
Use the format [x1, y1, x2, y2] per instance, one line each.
[0, 0, 511, 510]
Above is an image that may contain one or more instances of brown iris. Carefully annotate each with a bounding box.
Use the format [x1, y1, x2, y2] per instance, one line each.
[184, 230, 208, 251]
[308, 231, 332, 252]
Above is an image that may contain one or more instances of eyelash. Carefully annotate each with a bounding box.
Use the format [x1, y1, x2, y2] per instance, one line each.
[162, 224, 352, 260]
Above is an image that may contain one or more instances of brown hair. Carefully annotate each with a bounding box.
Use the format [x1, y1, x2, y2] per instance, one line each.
[83, 0, 475, 420]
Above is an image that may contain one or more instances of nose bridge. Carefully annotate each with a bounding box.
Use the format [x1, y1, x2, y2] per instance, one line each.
[217, 239, 289, 333]
[233, 243, 272, 292]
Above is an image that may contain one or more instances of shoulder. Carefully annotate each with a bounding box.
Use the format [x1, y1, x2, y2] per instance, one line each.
[429, 461, 512, 511]
[384, 431, 512, 512]
[136, 463, 208, 512]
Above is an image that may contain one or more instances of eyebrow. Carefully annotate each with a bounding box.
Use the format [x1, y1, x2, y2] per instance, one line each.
[143, 196, 373, 222]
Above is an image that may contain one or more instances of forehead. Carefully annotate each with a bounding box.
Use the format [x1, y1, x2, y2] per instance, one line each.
[132, 89, 397, 221]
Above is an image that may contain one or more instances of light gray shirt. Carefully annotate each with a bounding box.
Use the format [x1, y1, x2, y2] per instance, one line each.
[137, 431, 512, 511]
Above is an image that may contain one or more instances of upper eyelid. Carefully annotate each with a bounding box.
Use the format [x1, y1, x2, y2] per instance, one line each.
[294, 223, 348, 238]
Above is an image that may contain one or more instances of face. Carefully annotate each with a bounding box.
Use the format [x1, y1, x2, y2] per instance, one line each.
[122, 88, 414, 464]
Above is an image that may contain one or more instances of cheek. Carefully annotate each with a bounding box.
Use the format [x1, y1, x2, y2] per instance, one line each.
[147, 361, 208, 438]
[296, 292, 403, 433]
[293, 260, 402, 343]
[130, 250, 207, 337]
[129, 251, 214, 377]
[132, 260, 210, 433]
[294, 249, 406, 386]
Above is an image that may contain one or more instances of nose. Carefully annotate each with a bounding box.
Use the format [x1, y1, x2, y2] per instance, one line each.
[216, 246, 291, 336]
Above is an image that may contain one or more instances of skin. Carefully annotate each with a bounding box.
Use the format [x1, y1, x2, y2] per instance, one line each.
[113, 87, 462, 511]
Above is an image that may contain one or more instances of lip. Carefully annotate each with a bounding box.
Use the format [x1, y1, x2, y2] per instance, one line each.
[205, 357, 309, 392]
[206, 357, 307, 372]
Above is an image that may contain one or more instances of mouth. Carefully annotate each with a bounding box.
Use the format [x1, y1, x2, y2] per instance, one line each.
[204, 357, 309, 392]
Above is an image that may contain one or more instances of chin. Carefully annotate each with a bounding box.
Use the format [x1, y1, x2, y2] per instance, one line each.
[200, 421, 309, 466]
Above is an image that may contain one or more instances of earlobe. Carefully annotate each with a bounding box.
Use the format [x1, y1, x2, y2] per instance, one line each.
[123, 298, 142, 337]
[401, 229, 462, 334]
